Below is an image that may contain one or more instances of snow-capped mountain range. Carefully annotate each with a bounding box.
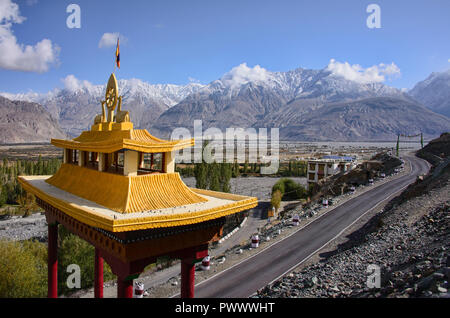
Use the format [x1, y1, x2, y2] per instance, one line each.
[1, 63, 449, 141]
[2, 78, 205, 136]
[409, 69, 450, 117]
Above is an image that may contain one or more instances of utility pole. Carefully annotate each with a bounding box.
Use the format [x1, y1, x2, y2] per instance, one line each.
[396, 134, 400, 157]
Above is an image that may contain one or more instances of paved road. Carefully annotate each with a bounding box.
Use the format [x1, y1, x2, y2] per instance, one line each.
[193, 155, 430, 298]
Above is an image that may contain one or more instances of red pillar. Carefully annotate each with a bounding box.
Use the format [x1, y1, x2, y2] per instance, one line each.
[117, 277, 133, 298]
[48, 223, 58, 298]
[94, 248, 104, 298]
[181, 258, 195, 298]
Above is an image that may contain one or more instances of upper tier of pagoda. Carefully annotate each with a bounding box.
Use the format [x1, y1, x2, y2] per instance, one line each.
[51, 127, 194, 154]
[51, 73, 194, 154]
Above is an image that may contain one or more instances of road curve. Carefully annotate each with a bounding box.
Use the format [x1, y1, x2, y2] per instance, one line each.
[193, 155, 430, 298]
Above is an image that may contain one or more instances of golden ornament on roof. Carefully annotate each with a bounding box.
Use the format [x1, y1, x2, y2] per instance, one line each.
[94, 73, 130, 125]
[105, 73, 119, 111]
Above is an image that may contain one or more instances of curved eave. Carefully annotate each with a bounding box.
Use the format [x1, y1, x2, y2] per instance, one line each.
[51, 137, 195, 153]
[18, 176, 258, 233]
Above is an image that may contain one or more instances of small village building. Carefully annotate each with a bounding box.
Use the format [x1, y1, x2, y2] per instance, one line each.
[307, 156, 356, 185]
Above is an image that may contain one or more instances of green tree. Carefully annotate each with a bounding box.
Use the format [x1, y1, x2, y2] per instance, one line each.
[0, 186, 7, 207]
[243, 160, 249, 174]
[219, 163, 232, 193]
[232, 161, 240, 178]
[209, 162, 221, 191]
[194, 162, 208, 189]
[57, 226, 114, 295]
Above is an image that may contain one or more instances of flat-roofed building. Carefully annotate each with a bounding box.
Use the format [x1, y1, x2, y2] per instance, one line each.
[307, 156, 356, 185]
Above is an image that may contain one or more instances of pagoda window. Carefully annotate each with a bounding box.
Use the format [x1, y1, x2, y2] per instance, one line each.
[117, 152, 124, 166]
[65, 149, 78, 165]
[150, 153, 162, 172]
[86, 152, 98, 170]
[78, 151, 88, 167]
[89, 152, 97, 163]
[135, 153, 155, 175]
[72, 150, 78, 165]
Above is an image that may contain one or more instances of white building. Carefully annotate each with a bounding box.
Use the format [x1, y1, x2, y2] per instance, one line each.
[307, 156, 356, 185]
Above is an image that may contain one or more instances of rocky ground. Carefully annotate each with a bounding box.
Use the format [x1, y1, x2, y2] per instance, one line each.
[0, 213, 47, 242]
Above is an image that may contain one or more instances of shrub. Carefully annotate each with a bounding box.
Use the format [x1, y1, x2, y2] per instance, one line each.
[17, 193, 38, 217]
[272, 178, 307, 201]
[272, 179, 286, 195]
[0, 239, 47, 298]
[271, 189, 282, 212]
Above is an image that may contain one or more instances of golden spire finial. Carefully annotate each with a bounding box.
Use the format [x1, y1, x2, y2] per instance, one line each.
[93, 73, 130, 127]
[104, 73, 119, 122]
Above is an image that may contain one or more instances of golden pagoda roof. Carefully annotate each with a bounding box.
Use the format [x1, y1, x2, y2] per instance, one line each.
[51, 126, 194, 154]
[45, 164, 207, 213]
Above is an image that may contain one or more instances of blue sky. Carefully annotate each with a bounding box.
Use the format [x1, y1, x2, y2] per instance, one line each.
[0, 0, 449, 93]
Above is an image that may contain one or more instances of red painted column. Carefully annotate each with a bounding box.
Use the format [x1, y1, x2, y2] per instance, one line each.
[94, 248, 104, 298]
[47, 223, 58, 298]
[181, 258, 195, 298]
[117, 277, 133, 298]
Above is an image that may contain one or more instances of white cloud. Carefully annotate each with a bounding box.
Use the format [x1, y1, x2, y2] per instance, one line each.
[221, 63, 271, 88]
[188, 76, 200, 83]
[98, 32, 127, 48]
[326, 59, 401, 84]
[0, 0, 59, 73]
[62, 74, 93, 92]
